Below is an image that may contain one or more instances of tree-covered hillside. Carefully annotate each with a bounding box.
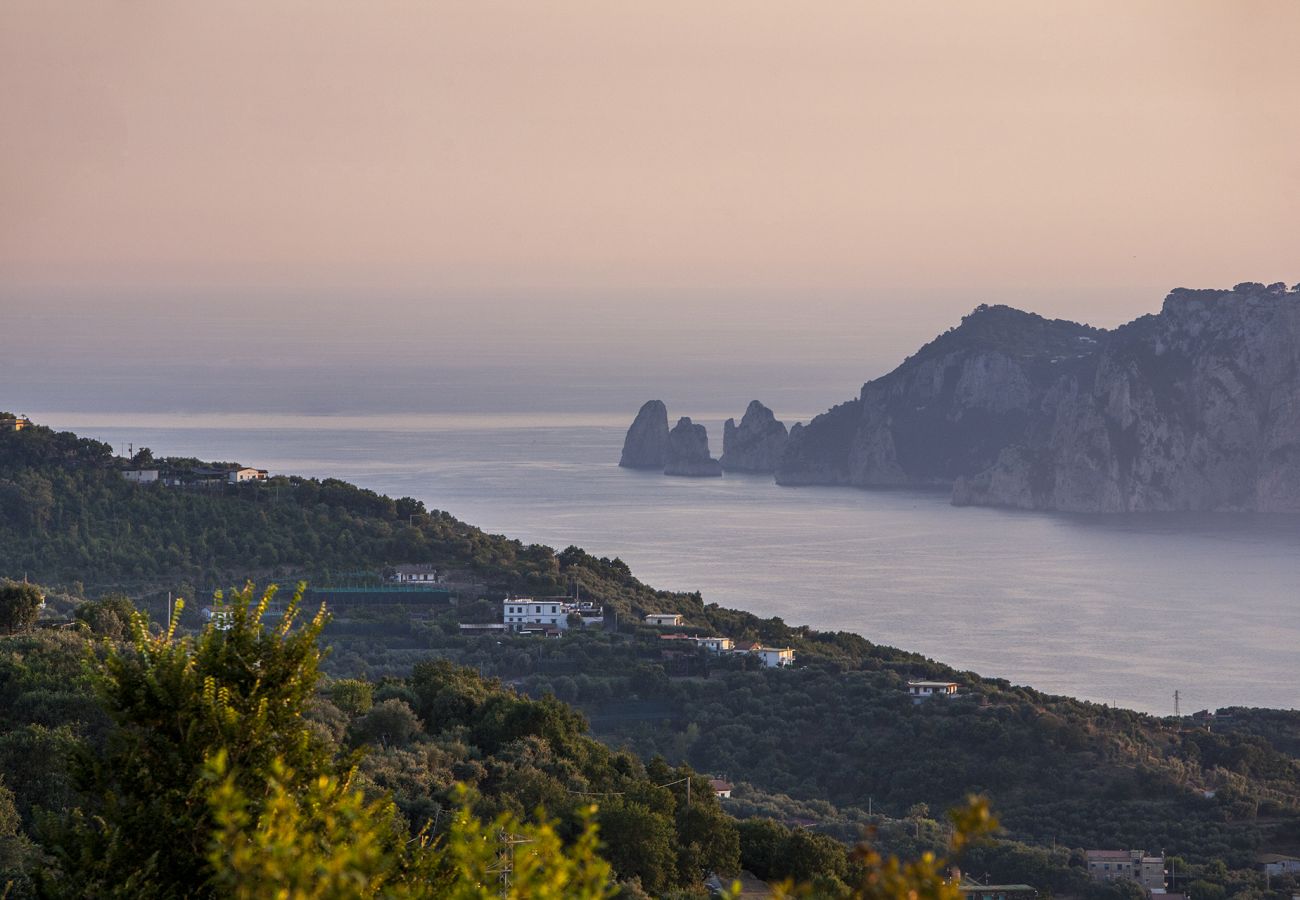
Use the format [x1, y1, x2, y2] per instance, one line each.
[2, 417, 1298, 899]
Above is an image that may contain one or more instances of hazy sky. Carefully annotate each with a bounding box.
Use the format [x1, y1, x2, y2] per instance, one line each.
[3, 1, 1299, 412]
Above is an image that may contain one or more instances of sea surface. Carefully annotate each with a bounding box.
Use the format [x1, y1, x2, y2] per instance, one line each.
[36, 410, 1300, 716]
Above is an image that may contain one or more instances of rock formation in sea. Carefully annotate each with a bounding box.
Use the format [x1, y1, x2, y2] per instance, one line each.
[664, 417, 722, 477]
[618, 400, 671, 469]
[777, 282, 1300, 512]
[720, 401, 788, 473]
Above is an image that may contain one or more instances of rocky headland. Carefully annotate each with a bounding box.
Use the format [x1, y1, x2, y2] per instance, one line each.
[776, 282, 1300, 512]
[663, 416, 722, 477]
[618, 400, 671, 469]
[720, 401, 788, 473]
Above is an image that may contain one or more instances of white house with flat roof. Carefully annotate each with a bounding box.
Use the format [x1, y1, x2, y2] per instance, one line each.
[122, 469, 160, 484]
[505, 598, 570, 631]
[391, 564, 440, 584]
[907, 680, 959, 702]
[755, 647, 796, 668]
[503, 598, 603, 632]
[644, 613, 684, 627]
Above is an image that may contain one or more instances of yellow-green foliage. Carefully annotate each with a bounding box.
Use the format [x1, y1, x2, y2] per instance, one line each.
[206, 756, 613, 900]
[746, 797, 995, 900]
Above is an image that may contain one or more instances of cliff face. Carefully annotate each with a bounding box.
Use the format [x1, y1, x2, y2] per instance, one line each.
[619, 400, 671, 469]
[780, 283, 1300, 512]
[664, 417, 722, 477]
[776, 304, 1102, 489]
[954, 283, 1300, 512]
[720, 401, 788, 473]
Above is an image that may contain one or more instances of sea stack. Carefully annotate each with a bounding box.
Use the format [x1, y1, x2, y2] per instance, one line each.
[720, 400, 789, 473]
[619, 400, 672, 469]
[664, 417, 722, 477]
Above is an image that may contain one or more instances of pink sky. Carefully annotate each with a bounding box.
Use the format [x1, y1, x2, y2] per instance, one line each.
[2, 1, 1299, 376]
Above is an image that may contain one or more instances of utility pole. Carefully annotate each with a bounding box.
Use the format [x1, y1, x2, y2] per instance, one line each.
[1174, 690, 1180, 719]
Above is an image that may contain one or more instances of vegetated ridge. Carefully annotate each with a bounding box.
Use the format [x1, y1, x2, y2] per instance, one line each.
[1, 416, 1298, 899]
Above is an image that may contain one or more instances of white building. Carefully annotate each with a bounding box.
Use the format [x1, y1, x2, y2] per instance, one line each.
[907, 680, 959, 702]
[391, 564, 440, 584]
[645, 613, 684, 627]
[122, 469, 160, 484]
[228, 467, 268, 483]
[503, 598, 603, 632]
[695, 636, 735, 653]
[755, 646, 796, 668]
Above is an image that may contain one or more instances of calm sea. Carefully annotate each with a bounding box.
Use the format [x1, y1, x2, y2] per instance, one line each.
[36, 410, 1300, 715]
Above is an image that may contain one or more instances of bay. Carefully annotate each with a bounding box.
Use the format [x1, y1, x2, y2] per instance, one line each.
[37, 410, 1300, 715]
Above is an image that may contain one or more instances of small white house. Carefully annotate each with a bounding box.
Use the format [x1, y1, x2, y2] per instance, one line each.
[709, 779, 733, 799]
[755, 647, 796, 668]
[391, 564, 440, 584]
[645, 613, 684, 627]
[907, 680, 959, 702]
[228, 467, 268, 483]
[695, 636, 735, 653]
[122, 469, 160, 484]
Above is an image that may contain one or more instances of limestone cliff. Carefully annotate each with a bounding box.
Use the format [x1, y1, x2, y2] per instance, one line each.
[780, 282, 1300, 512]
[664, 417, 722, 477]
[720, 401, 788, 473]
[954, 283, 1300, 512]
[776, 304, 1102, 488]
[619, 400, 670, 469]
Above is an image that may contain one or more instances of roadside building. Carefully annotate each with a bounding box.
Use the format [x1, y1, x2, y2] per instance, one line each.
[644, 613, 684, 627]
[1259, 854, 1300, 877]
[122, 469, 160, 484]
[391, 564, 440, 584]
[960, 883, 1037, 900]
[907, 680, 960, 702]
[458, 623, 508, 636]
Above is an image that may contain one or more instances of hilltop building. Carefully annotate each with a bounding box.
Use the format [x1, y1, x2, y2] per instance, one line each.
[390, 564, 441, 584]
[908, 681, 960, 702]
[644, 613, 684, 627]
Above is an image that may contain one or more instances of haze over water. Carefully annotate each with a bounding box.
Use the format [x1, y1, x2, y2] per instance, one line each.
[7, 0, 1300, 720]
[36, 407, 1300, 717]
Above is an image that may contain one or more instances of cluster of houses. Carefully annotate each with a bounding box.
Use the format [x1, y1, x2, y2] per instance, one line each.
[646, 614, 796, 668]
[122, 464, 268, 487]
[478, 601, 798, 667]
